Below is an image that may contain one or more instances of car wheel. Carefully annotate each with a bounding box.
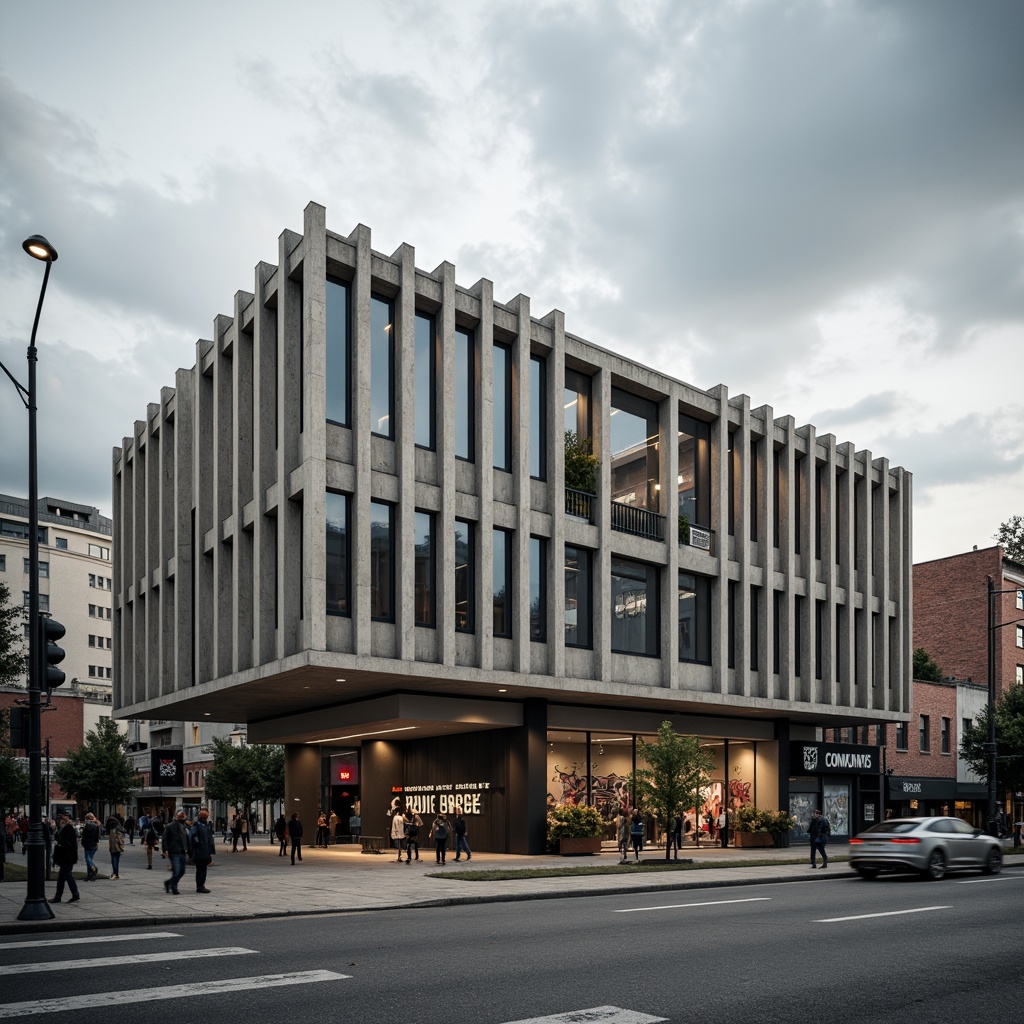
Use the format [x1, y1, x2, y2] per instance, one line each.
[982, 847, 1003, 875]
[855, 867, 880, 880]
[922, 849, 946, 881]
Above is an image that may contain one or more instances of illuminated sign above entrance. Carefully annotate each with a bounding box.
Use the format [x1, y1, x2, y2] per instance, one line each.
[393, 781, 491, 816]
[791, 742, 879, 775]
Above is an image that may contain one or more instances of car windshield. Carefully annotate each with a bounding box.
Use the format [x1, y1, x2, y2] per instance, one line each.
[861, 820, 920, 834]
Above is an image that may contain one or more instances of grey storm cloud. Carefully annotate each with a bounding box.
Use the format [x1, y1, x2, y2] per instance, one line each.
[813, 391, 905, 429]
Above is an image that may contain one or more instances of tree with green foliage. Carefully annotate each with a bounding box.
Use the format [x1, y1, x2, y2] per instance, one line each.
[913, 647, 942, 682]
[994, 515, 1024, 564]
[0, 578, 26, 687]
[53, 717, 141, 819]
[628, 721, 716, 861]
[564, 430, 598, 494]
[203, 737, 284, 824]
[0, 709, 30, 811]
[961, 685, 1024, 801]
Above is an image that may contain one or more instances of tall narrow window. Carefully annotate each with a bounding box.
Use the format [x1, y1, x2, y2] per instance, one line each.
[794, 456, 804, 555]
[919, 715, 930, 752]
[773, 449, 780, 548]
[454, 519, 475, 632]
[455, 327, 475, 461]
[749, 440, 759, 542]
[414, 511, 435, 627]
[369, 501, 393, 621]
[727, 432, 737, 536]
[610, 388, 659, 513]
[529, 536, 546, 641]
[727, 581, 736, 668]
[772, 590, 782, 674]
[370, 295, 394, 438]
[493, 342, 511, 471]
[678, 414, 711, 527]
[611, 558, 659, 656]
[678, 573, 711, 664]
[564, 369, 592, 439]
[325, 491, 349, 616]
[492, 528, 512, 637]
[815, 464, 824, 560]
[896, 722, 908, 750]
[750, 585, 760, 671]
[414, 312, 436, 449]
[940, 717, 950, 754]
[565, 546, 592, 649]
[815, 600, 824, 680]
[794, 595, 804, 677]
[530, 355, 546, 479]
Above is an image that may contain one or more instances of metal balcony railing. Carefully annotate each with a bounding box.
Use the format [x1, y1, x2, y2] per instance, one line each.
[565, 488, 596, 523]
[610, 501, 665, 541]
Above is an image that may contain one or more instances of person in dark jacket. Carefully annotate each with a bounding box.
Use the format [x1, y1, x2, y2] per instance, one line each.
[808, 808, 831, 869]
[453, 808, 471, 862]
[274, 814, 288, 856]
[188, 807, 216, 893]
[161, 809, 191, 894]
[80, 813, 100, 880]
[287, 812, 303, 864]
[49, 812, 80, 903]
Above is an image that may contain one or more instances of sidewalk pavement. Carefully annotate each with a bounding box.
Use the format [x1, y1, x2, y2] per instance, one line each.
[0, 837, 849, 934]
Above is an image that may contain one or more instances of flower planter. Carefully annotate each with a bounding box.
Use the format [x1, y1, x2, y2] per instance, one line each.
[558, 836, 602, 856]
[734, 832, 774, 848]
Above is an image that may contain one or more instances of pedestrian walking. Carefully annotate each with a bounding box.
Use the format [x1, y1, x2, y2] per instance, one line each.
[429, 812, 451, 865]
[189, 807, 216, 893]
[403, 810, 421, 862]
[106, 815, 125, 878]
[49, 812, 81, 904]
[315, 811, 329, 848]
[143, 819, 158, 869]
[328, 810, 339, 845]
[124, 815, 136, 845]
[80, 813, 100, 880]
[391, 807, 407, 862]
[239, 813, 249, 850]
[230, 811, 242, 851]
[274, 813, 288, 856]
[287, 811, 303, 864]
[670, 814, 683, 860]
[630, 813, 645, 861]
[808, 809, 831, 869]
[453, 807, 471, 862]
[618, 810, 630, 864]
[161, 809, 191, 894]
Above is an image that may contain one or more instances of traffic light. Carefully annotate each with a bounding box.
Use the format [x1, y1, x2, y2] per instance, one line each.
[7, 707, 27, 750]
[39, 617, 66, 694]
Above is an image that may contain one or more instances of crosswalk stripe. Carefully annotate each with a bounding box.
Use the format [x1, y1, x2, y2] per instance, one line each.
[0, 972, 352, 1018]
[0, 932, 180, 951]
[503, 1008, 668, 1024]
[0, 946, 255, 976]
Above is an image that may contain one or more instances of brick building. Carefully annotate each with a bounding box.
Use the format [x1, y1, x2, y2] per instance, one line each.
[890, 545, 1024, 825]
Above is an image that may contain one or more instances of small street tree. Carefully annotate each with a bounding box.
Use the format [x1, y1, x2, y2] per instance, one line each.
[961, 685, 1024, 802]
[0, 709, 30, 810]
[913, 647, 942, 682]
[204, 737, 284, 825]
[994, 515, 1024, 564]
[0, 578, 26, 687]
[53, 717, 141, 819]
[629, 720, 716, 861]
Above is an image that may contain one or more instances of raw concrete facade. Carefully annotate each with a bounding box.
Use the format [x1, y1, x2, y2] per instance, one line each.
[112, 202, 913, 849]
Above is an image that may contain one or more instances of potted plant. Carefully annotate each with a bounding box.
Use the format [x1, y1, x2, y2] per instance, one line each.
[732, 805, 774, 848]
[547, 803, 604, 855]
[766, 809, 797, 848]
[678, 513, 690, 545]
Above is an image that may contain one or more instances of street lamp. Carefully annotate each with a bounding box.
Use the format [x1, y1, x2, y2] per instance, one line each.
[986, 574, 1024, 837]
[1, 233, 58, 920]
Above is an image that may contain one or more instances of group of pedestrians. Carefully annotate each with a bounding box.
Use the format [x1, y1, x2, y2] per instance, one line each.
[390, 806, 471, 865]
[273, 812, 305, 863]
[160, 807, 216, 894]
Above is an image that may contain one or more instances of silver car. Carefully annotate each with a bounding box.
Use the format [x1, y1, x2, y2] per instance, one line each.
[849, 816, 1003, 880]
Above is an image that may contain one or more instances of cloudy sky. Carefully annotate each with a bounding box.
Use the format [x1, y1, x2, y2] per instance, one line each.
[1, 0, 1021, 563]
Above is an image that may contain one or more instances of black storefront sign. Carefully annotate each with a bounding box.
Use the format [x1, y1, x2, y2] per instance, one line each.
[151, 748, 184, 787]
[887, 776, 956, 801]
[791, 741, 879, 775]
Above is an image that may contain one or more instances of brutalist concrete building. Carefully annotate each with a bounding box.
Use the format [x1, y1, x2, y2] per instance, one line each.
[113, 202, 913, 852]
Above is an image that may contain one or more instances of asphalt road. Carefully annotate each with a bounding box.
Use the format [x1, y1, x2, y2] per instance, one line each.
[3, 868, 1022, 1023]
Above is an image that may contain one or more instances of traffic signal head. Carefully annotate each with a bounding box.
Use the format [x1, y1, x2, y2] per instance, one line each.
[40, 617, 66, 693]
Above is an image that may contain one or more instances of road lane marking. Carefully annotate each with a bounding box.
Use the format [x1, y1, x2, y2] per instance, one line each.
[504, 1008, 668, 1024]
[0, 932, 180, 950]
[615, 897, 771, 913]
[0, 946, 255, 976]
[0, 972, 352, 1018]
[815, 906, 950, 922]
[957, 876, 1024, 884]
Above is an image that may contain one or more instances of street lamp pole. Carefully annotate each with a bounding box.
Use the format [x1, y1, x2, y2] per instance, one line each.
[3, 234, 59, 920]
